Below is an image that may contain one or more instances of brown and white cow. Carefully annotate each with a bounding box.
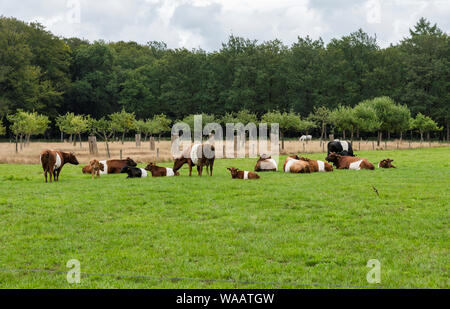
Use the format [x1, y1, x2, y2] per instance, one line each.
[145, 163, 180, 177]
[299, 157, 333, 172]
[254, 155, 278, 172]
[173, 144, 215, 176]
[325, 152, 375, 170]
[283, 155, 311, 174]
[40, 149, 79, 183]
[227, 168, 260, 179]
[83, 157, 137, 175]
[378, 158, 396, 169]
[89, 159, 104, 179]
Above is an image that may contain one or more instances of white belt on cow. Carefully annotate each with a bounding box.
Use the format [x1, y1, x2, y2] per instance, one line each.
[166, 168, 175, 177]
[99, 160, 108, 175]
[140, 168, 148, 178]
[317, 160, 325, 172]
[284, 159, 296, 173]
[349, 160, 363, 170]
[190, 144, 201, 165]
[244, 171, 249, 179]
[55, 153, 62, 169]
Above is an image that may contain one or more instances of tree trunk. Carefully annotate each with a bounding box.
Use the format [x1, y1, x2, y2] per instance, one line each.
[356, 128, 360, 139]
[320, 123, 325, 146]
[350, 130, 354, 143]
[122, 132, 125, 145]
[400, 132, 403, 143]
[342, 130, 346, 140]
[377, 131, 382, 146]
[281, 131, 285, 150]
[106, 139, 111, 158]
[61, 131, 64, 143]
[19, 134, 23, 150]
[79, 134, 82, 148]
[15, 135, 18, 153]
[420, 132, 424, 142]
[387, 131, 391, 140]
[427, 132, 430, 141]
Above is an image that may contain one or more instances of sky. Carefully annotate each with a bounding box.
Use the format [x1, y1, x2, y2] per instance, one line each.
[1, 0, 449, 50]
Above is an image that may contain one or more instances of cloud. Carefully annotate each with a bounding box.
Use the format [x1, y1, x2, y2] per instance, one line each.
[0, 0, 448, 50]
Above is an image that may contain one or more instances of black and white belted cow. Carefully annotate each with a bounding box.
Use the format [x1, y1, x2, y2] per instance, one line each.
[327, 140, 354, 157]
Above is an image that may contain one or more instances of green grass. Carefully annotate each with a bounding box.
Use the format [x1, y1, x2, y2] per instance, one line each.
[0, 147, 449, 288]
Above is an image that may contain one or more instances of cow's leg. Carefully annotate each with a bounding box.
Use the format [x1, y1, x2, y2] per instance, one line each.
[56, 169, 61, 181]
[210, 162, 214, 176]
[188, 163, 192, 177]
[44, 169, 48, 183]
[49, 167, 53, 183]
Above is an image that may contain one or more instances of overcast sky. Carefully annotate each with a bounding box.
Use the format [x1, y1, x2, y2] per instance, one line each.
[1, 0, 449, 50]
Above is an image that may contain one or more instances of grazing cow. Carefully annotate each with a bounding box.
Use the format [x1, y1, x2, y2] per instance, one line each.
[145, 163, 179, 177]
[40, 150, 79, 183]
[120, 166, 148, 178]
[327, 140, 354, 157]
[173, 144, 215, 176]
[299, 157, 333, 172]
[378, 159, 396, 169]
[283, 155, 311, 174]
[299, 135, 312, 142]
[95, 157, 137, 175]
[326, 152, 374, 170]
[227, 168, 260, 179]
[254, 155, 278, 172]
[89, 160, 104, 179]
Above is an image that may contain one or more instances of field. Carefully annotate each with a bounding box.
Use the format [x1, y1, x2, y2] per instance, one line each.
[0, 147, 448, 288]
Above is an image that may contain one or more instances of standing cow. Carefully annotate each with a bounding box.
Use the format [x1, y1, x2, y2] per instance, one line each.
[40, 150, 79, 183]
[327, 140, 354, 157]
[326, 152, 374, 170]
[173, 144, 215, 176]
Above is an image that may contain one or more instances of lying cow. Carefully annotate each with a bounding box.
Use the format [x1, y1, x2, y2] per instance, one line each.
[254, 155, 278, 172]
[299, 157, 333, 172]
[299, 135, 312, 142]
[327, 140, 354, 157]
[227, 168, 260, 179]
[145, 163, 179, 177]
[283, 155, 310, 173]
[326, 152, 374, 170]
[40, 149, 79, 183]
[82, 157, 137, 175]
[173, 143, 215, 176]
[120, 166, 148, 178]
[378, 159, 396, 169]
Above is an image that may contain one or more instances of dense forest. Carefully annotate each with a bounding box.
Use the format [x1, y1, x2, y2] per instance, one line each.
[0, 16, 449, 140]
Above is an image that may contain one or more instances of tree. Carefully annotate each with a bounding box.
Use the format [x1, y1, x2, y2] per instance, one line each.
[56, 112, 89, 146]
[411, 113, 441, 141]
[353, 100, 381, 137]
[153, 114, 172, 141]
[182, 114, 216, 135]
[367, 96, 398, 145]
[330, 105, 358, 140]
[308, 106, 331, 145]
[89, 117, 114, 157]
[7, 110, 49, 151]
[390, 104, 412, 141]
[262, 110, 302, 149]
[110, 109, 136, 144]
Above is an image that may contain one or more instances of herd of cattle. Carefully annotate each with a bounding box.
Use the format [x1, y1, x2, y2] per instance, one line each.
[39, 140, 396, 183]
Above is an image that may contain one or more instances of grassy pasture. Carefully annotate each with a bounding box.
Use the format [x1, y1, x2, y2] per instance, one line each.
[0, 147, 448, 288]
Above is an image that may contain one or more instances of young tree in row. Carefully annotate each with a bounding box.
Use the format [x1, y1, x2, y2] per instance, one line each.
[262, 110, 302, 149]
[182, 114, 216, 139]
[330, 105, 358, 141]
[88, 117, 114, 158]
[7, 110, 50, 152]
[56, 113, 89, 147]
[411, 113, 441, 141]
[308, 106, 331, 146]
[110, 109, 136, 144]
[367, 96, 399, 146]
[353, 100, 381, 138]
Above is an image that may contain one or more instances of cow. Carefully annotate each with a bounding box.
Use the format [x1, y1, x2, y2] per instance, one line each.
[173, 144, 215, 176]
[120, 166, 148, 178]
[325, 152, 374, 170]
[283, 155, 311, 174]
[299, 157, 333, 173]
[87, 157, 137, 175]
[145, 163, 179, 177]
[299, 135, 312, 142]
[378, 159, 396, 169]
[40, 150, 79, 183]
[89, 159, 104, 179]
[227, 168, 260, 179]
[327, 140, 354, 157]
[254, 155, 278, 172]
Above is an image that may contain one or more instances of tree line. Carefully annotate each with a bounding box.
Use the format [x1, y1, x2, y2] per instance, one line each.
[3, 96, 442, 154]
[0, 16, 448, 140]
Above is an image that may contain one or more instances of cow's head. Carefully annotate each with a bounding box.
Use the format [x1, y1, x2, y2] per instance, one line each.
[145, 162, 156, 171]
[379, 158, 396, 168]
[125, 157, 137, 167]
[326, 152, 341, 163]
[68, 152, 79, 165]
[227, 167, 239, 178]
[173, 157, 188, 172]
